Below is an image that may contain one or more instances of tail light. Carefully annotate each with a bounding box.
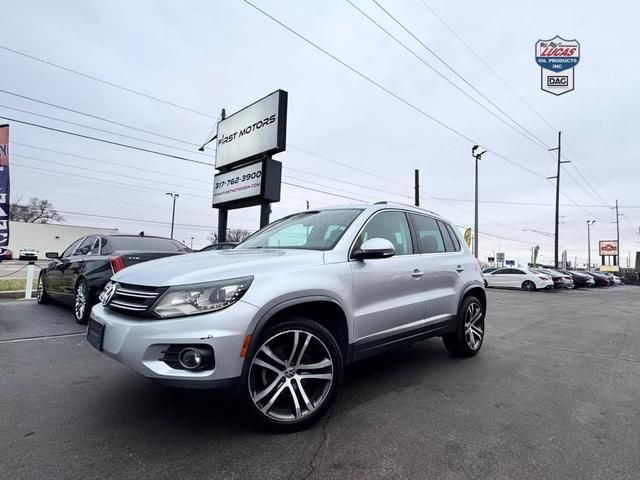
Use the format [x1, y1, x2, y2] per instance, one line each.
[539, 276, 550, 280]
[110, 256, 126, 273]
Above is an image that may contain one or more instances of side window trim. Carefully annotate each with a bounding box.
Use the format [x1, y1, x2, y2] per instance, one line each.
[436, 220, 457, 253]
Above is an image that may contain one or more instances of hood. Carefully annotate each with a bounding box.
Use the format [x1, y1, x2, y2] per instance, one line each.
[112, 248, 325, 286]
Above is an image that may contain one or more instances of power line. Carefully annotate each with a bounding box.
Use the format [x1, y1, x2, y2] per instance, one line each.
[12, 142, 212, 185]
[365, 0, 550, 150]
[0, 115, 213, 166]
[0, 104, 210, 156]
[241, 0, 548, 181]
[0, 88, 206, 148]
[416, 1, 614, 212]
[0, 44, 216, 119]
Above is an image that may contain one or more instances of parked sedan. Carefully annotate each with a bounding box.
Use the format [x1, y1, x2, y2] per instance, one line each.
[535, 268, 574, 289]
[589, 270, 613, 286]
[586, 271, 610, 287]
[37, 235, 190, 324]
[18, 247, 38, 261]
[484, 267, 554, 291]
[561, 270, 595, 288]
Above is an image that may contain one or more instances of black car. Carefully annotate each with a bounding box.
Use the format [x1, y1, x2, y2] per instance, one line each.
[560, 270, 596, 288]
[37, 235, 190, 323]
[199, 242, 238, 252]
[588, 271, 612, 286]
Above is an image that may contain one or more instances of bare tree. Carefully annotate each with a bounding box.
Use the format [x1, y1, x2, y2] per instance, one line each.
[9, 197, 64, 223]
[207, 228, 253, 244]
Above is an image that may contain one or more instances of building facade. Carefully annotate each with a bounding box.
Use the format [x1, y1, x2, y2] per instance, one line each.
[7, 221, 118, 258]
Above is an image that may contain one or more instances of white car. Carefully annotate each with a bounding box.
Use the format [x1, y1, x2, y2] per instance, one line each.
[18, 248, 38, 261]
[484, 267, 553, 291]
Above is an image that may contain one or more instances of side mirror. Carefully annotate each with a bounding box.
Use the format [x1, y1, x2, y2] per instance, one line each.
[46, 252, 60, 259]
[352, 238, 395, 260]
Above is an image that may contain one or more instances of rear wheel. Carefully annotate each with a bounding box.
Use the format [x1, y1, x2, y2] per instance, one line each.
[243, 318, 343, 432]
[522, 280, 536, 291]
[36, 273, 51, 304]
[443, 295, 484, 357]
[74, 279, 92, 324]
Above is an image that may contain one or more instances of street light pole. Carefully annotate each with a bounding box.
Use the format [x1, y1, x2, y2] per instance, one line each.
[165, 192, 179, 239]
[587, 220, 595, 269]
[471, 145, 487, 259]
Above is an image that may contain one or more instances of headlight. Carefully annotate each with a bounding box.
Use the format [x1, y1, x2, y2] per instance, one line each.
[151, 276, 253, 318]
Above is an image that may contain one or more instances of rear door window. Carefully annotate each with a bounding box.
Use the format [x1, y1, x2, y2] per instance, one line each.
[409, 214, 445, 254]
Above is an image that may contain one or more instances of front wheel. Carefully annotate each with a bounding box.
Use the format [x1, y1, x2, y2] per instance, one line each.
[443, 296, 485, 357]
[243, 318, 343, 432]
[74, 279, 92, 324]
[522, 280, 536, 291]
[36, 273, 51, 304]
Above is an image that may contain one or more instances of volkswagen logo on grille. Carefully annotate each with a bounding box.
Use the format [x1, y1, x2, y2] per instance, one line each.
[100, 282, 118, 306]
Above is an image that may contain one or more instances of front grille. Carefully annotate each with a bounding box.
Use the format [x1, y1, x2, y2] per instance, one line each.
[107, 283, 166, 316]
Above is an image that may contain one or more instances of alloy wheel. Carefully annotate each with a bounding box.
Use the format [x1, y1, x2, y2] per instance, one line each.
[37, 276, 44, 302]
[75, 282, 87, 320]
[249, 330, 334, 422]
[464, 301, 484, 351]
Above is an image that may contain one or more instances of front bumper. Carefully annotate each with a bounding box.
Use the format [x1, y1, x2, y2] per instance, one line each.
[89, 301, 260, 388]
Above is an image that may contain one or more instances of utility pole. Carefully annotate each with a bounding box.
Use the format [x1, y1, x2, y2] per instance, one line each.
[414, 169, 420, 207]
[165, 192, 179, 239]
[471, 145, 487, 259]
[547, 131, 570, 268]
[587, 220, 595, 269]
[615, 199, 621, 267]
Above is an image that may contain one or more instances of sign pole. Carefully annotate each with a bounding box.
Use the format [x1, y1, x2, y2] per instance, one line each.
[217, 208, 228, 243]
[259, 202, 270, 228]
[414, 169, 419, 207]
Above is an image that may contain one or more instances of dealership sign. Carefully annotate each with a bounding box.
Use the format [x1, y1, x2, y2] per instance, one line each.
[535, 36, 580, 95]
[599, 240, 618, 256]
[212, 158, 282, 209]
[0, 125, 9, 248]
[215, 90, 288, 169]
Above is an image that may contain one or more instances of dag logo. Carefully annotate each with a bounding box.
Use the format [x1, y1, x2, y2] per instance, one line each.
[535, 35, 580, 96]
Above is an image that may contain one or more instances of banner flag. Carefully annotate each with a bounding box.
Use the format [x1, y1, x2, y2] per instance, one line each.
[0, 124, 10, 248]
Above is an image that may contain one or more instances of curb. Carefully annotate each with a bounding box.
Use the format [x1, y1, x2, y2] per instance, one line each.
[0, 291, 34, 300]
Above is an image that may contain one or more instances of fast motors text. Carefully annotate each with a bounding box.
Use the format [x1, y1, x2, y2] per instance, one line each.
[218, 114, 277, 146]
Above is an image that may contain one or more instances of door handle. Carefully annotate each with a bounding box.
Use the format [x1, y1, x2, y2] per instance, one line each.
[455, 265, 465, 273]
[412, 269, 424, 278]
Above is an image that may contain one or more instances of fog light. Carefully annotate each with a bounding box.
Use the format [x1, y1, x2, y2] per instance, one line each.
[178, 348, 202, 370]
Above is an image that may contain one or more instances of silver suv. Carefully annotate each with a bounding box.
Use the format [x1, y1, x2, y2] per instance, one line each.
[88, 202, 486, 430]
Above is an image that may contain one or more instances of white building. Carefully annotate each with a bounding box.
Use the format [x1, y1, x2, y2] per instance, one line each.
[7, 221, 118, 257]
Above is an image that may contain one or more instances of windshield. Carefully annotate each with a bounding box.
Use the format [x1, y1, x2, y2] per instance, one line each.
[238, 209, 362, 250]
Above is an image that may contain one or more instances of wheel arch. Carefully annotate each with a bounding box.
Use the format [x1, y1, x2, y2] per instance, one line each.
[252, 297, 349, 360]
[459, 283, 486, 314]
[236, 297, 350, 396]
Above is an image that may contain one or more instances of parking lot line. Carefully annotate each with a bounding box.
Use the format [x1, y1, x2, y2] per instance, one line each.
[0, 331, 86, 345]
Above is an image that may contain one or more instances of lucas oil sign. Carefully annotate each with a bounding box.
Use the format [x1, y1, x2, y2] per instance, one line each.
[535, 36, 580, 95]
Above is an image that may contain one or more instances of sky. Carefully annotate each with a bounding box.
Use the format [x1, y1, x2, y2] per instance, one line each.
[1, 0, 639, 265]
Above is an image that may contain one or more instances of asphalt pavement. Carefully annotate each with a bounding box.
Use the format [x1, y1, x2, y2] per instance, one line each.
[1, 287, 639, 480]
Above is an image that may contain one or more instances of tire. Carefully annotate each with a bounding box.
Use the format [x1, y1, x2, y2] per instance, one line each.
[73, 278, 92, 325]
[242, 318, 343, 432]
[36, 273, 51, 304]
[442, 295, 485, 357]
[483, 279, 488, 288]
[522, 280, 536, 291]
